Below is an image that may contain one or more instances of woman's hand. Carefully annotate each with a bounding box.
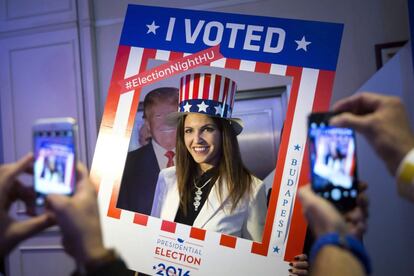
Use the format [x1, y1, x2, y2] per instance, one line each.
[289, 254, 309, 275]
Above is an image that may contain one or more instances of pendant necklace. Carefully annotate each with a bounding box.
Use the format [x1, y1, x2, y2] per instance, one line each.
[193, 177, 213, 212]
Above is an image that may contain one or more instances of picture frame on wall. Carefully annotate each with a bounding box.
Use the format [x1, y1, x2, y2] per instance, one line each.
[375, 40, 407, 69]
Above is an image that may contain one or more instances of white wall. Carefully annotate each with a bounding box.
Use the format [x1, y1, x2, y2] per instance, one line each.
[357, 43, 414, 276]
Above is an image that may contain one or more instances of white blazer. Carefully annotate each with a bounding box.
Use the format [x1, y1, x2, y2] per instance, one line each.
[151, 167, 267, 242]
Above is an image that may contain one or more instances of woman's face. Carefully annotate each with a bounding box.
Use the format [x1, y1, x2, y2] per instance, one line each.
[184, 113, 222, 172]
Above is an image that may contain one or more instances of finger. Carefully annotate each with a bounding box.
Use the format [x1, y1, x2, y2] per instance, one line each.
[298, 185, 322, 211]
[16, 185, 37, 216]
[331, 92, 380, 114]
[345, 207, 367, 227]
[357, 193, 369, 211]
[7, 153, 34, 180]
[358, 181, 368, 192]
[44, 209, 57, 223]
[298, 185, 313, 206]
[0, 154, 34, 198]
[24, 166, 34, 175]
[346, 211, 367, 236]
[76, 162, 89, 180]
[4, 180, 21, 208]
[8, 214, 53, 244]
[292, 261, 309, 269]
[299, 185, 347, 235]
[298, 187, 322, 228]
[344, 207, 359, 221]
[293, 253, 308, 261]
[331, 94, 360, 113]
[74, 162, 95, 194]
[289, 268, 308, 276]
[329, 112, 373, 134]
[356, 181, 369, 215]
[6, 181, 37, 215]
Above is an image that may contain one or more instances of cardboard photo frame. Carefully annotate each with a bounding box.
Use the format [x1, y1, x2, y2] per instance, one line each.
[91, 4, 343, 275]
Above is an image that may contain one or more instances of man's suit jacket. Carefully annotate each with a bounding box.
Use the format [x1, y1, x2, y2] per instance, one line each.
[117, 143, 160, 215]
[151, 167, 267, 242]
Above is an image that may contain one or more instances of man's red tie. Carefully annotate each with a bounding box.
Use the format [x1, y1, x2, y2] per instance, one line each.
[165, 151, 175, 167]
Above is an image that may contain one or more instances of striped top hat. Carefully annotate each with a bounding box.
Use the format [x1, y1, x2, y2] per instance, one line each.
[168, 73, 243, 135]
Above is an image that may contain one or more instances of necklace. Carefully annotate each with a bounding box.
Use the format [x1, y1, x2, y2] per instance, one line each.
[193, 177, 213, 212]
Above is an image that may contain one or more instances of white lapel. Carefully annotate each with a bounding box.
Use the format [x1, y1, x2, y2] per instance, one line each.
[193, 178, 231, 228]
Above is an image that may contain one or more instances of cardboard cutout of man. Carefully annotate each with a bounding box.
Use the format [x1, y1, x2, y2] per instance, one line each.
[117, 87, 179, 214]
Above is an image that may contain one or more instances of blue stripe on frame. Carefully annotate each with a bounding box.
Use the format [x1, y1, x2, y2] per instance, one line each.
[120, 4, 343, 71]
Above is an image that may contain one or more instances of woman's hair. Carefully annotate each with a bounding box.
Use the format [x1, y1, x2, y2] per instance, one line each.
[175, 115, 253, 214]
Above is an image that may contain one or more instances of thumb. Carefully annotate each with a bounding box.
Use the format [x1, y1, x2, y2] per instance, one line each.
[76, 162, 89, 183]
[74, 162, 96, 195]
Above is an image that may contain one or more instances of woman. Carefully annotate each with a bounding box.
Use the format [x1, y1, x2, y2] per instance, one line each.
[151, 73, 267, 242]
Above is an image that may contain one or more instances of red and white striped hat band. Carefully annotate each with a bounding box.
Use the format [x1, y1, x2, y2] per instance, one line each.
[178, 73, 237, 119]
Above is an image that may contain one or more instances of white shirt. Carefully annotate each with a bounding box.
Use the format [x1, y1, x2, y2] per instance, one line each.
[152, 139, 175, 170]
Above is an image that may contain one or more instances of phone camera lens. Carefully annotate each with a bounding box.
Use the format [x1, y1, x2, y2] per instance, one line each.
[331, 188, 341, 201]
[350, 189, 357, 198]
[36, 197, 45, 206]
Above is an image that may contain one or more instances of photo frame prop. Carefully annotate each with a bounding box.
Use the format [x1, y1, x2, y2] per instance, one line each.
[91, 4, 343, 275]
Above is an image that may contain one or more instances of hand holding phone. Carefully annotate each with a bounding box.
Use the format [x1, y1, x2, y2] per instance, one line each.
[308, 112, 358, 212]
[33, 118, 77, 213]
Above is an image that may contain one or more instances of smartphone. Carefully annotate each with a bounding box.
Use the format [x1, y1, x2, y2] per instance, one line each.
[33, 117, 77, 212]
[308, 112, 358, 212]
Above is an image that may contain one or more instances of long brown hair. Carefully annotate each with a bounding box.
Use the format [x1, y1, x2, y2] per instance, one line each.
[175, 114, 253, 214]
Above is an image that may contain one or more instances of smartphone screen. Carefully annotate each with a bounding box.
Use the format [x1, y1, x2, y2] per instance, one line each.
[33, 119, 76, 208]
[308, 112, 358, 212]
